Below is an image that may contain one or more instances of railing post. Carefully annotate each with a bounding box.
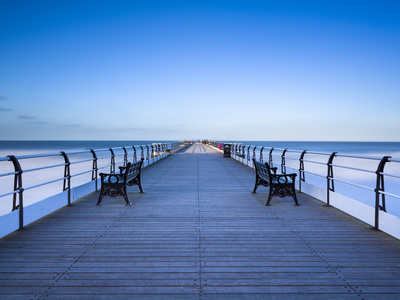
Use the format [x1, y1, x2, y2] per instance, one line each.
[252, 146, 257, 163]
[281, 149, 287, 174]
[90, 149, 98, 191]
[146, 145, 150, 161]
[60, 152, 72, 206]
[269, 148, 274, 168]
[132, 146, 137, 161]
[123, 147, 128, 167]
[247, 146, 251, 163]
[8, 155, 24, 230]
[326, 152, 337, 207]
[299, 150, 307, 193]
[259, 147, 264, 163]
[109, 148, 115, 173]
[373, 156, 391, 231]
[140, 146, 144, 161]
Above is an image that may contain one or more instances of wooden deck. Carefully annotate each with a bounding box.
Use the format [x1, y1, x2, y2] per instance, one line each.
[1, 143, 400, 299]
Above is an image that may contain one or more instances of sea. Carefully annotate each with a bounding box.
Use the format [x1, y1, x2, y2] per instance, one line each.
[0, 140, 400, 218]
[0, 140, 177, 157]
[221, 141, 400, 158]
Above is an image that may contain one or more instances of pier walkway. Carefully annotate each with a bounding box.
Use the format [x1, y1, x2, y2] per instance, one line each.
[1, 143, 400, 299]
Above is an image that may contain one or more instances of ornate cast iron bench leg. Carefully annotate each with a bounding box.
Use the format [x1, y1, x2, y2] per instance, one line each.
[265, 175, 299, 206]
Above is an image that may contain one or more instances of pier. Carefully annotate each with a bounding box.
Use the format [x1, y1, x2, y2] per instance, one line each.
[1, 143, 400, 299]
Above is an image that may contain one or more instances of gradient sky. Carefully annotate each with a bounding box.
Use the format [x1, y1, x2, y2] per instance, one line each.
[1, 0, 399, 141]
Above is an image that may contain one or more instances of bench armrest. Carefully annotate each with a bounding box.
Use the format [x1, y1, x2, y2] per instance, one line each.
[99, 173, 124, 184]
[270, 173, 297, 184]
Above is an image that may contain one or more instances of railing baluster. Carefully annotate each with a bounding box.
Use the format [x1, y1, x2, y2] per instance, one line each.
[90, 149, 98, 191]
[8, 155, 24, 229]
[123, 147, 128, 167]
[132, 146, 137, 162]
[373, 156, 391, 231]
[260, 147, 264, 163]
[140, 146, 144, 161]
[60, 152, 71, 206]
[109, 148, 115, 174]
[326, 152, 337, 207]
[269, 148, 274, 168]
[299, 150, 307, 193]
[281, 149, 287, 174]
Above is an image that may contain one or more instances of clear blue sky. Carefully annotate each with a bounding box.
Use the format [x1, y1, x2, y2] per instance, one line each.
[1, 0, 399, 141]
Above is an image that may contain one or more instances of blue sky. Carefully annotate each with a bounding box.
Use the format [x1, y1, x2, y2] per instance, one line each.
[1, 0, 399, 141]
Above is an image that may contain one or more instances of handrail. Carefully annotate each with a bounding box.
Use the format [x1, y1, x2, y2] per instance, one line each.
[0, 141, 184, 231]
[225, 141, 400, 231]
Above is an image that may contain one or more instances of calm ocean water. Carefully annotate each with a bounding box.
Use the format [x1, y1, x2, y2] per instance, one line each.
[222, 141, 400, 158]
[0, 140, 399, 157]
[0, 140, 399, 218]
[0, 140, 178, 157]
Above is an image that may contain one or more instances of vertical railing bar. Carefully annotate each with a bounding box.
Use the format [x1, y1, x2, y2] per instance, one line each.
[269, 148, 274, 168]
[60, 151, 71, 206]
[123, 147, 128, 167]
[140, 146, 144, 164]
[260, 147, 264, 163]
[146, 145, 149, 161]
[132, 146, 137, 162]
[281, 149, 287, 174]
[109, 148, 115, 174]
[299, 150, 307, 193]
[8, 155, 24, 230]
[326, 152, 337, 207]
[373, 156, 391, 231]
[90, 149, 98, 191]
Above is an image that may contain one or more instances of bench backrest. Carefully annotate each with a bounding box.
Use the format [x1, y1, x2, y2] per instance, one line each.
[253, 159, 272, 182]
[125, 159, 143, 181]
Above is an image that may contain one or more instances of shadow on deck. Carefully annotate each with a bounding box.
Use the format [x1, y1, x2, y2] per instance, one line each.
[1, 143, 399, 299]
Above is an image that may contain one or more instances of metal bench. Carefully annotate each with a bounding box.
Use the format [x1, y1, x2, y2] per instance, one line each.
[252, 159, 299, 206]
[97, 158, 144, 206]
